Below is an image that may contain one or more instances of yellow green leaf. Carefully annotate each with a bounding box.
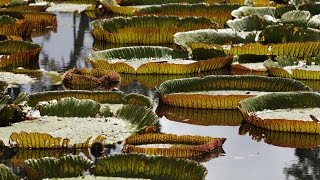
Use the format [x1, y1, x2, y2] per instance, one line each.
[158, 75, 311, 109]
[239, 92, 320, 133]
[91, 16, 218, 44]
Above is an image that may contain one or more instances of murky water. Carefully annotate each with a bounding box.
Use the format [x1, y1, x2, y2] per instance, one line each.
[5, 12, 320, 180]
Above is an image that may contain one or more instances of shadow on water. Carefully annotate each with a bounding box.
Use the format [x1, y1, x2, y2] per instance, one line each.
[284, 148, 320, 180]
[3, 11, 320, 180]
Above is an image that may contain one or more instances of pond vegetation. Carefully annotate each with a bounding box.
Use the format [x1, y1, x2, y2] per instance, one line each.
[0, 0, 320, 179]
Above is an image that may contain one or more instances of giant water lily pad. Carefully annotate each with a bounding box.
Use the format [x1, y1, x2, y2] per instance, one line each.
[0, 15, 33, 38]
[91, 16, 218, 44]
[157, 104, 243, 126]
[239, 92, 320, 133]
[0, 104, 158, 145]
[300, 79, 320, 91]
[158, 75, 311, 109]
[174, 29, 256, 52]
[4, 148, 91, 167]
[0, 40, 41, 69]
[190, 41, 320, 59]
[24, 154, 207, 179]
[87, 46, 231, 74]
[264, 58, 320, 80]
[27, 90, 152, 107]
[0, 11, 57, 29]
[135, 4, 240, 26]
[1, 4, 49, 12]
[239, 122, 320, 148]
[118, 0, 270, 6]
[120, 68, 229, 88]
[25, 155, 93, 179]
[123, 133, 226, 161]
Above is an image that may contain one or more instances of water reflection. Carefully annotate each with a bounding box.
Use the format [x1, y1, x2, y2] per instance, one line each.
[284, 148, 320, 180]
[239, 122, 320, 149]
[157, 105, 243, 126]
[32, 12, 94, 72]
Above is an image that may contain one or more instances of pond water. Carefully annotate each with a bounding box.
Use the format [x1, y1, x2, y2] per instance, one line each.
[5, 12, 320, 180]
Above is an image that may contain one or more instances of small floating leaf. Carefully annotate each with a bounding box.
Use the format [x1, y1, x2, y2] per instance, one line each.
[62, 68, 121, 90]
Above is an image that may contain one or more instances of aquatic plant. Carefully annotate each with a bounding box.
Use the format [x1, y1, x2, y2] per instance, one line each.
[0, 40, 41, 69]
[91, 16, 218, 44]
[158, 75, 311, 109]
[25, 155, 93, 179]
[62, 68, 121, 90]
[0, 164, 17, 180]
[91, 153, 208, 179]
[239, 92, 320, 133]
[87, 46, 231, 74]
[123, 133, 226, 159]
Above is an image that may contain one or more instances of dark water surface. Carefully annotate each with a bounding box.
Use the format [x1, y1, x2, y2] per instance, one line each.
[7, 12, 320, 180]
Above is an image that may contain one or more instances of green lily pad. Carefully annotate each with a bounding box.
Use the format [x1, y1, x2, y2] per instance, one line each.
[91, 16, 218, 44]
[259, 24, 320, 43]
[0, 11, 57, 29]
[158, 75, 310, 109]
[27, 90, 153, 108]
[87, 46, 231, 74]
[0, 103, 158, 145]
[123, 133, 226, 161]
[24, 154, 207, 179]
[135, 4, 240, 26]
[0, 40, 41, 69]
[91, 154, 207, 179]
[280, 10, 311, 27]
[239, 92, 320, 133]
[264, 58, 320, 80]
